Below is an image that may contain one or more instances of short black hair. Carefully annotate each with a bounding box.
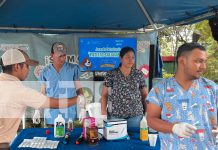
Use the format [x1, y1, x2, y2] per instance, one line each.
[176, 42, 206, 63]
[0, 60, 25, 73]
[119, 46, 135, 58]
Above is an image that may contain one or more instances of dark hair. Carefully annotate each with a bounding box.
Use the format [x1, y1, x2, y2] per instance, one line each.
[176, 42, 206, 63]
[119, 46, 135, 58]
[51, 42, 65, 53]
[1, 61, 25, 73]
[0, 58, 3, 66]
[119, 46, 135, 67]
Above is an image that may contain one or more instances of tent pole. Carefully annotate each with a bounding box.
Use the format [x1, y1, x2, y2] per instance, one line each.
[0, 26, 151, 34]
[0, 0, 6, 7]
[136, 0, 158, 30]
[144, 9, 218, 33]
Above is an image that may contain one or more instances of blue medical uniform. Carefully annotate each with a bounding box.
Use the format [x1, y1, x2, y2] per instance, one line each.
[39, 62, 81, 124]
[147, 77, 218, 150]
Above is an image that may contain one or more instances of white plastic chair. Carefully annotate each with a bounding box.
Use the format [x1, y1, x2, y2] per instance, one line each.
[86, 102, 101, 117]
[86, 103, 104, 127]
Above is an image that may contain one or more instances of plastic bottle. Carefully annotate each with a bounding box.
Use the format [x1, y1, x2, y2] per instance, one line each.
[54, 114, 65, 138]
[149, 127, 157, 133]
[67, 118, 74, 131]
[140, 116, 148, 141]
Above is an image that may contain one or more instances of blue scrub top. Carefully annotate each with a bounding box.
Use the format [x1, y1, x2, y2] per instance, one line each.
[147, 77, 218, 150]
[39, 62, 81, 124]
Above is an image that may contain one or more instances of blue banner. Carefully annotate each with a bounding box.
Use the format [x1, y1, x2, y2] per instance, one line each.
[79, 38, 136, 71]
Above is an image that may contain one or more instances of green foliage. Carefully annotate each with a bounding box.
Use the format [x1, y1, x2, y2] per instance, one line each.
[73, 120, 83, 127]
[159, 21, 218, 83]
[162, 69, 174, 78]
[194, 21, 218, 83]
[202, 49, 218, 83]
[160, 25, 195, 56]
[163, 72, 174, 79]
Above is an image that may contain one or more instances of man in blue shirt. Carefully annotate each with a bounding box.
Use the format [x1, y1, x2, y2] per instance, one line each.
[33, 42, 85, 126]
[147, 42, 218, 149]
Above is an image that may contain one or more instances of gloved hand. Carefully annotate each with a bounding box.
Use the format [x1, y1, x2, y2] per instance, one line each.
[77, 95, 87, 122]
[212, 127, 218, 143]
[101, 115, 107, 120]
[212, 127, 218, 134]
[77, 95, 86, 109]
[32, 110, 41, 124]
[96, 115, 107, 127]
[172, 122, 197, 138]
[78, 108, 86, 122]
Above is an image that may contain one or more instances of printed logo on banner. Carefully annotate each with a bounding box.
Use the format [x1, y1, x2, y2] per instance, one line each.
[44, 55, 78, 66]
[137, 41, 150, 53]
[139, 64, 150, 78]
[34, 65, 45, 79]
[80, 57, 92, 70]
[80, 72, 93, 80]
[82, 87, 94, 104]
[34, 55, 79, 79]
[0, 44, 29, 51]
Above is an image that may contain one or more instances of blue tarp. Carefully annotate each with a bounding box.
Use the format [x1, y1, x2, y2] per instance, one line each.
[155, 38, 163, 78]
[0, 0, 217, 33]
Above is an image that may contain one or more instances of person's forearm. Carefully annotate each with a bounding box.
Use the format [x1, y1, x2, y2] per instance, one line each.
[143, 102, 147, 114]
[46, 96, 78, 109]
[140, 88, 148, 114]
[141, 96, 147, 114]
[101, 97, 107, 115]
[147, 117, 175, 133]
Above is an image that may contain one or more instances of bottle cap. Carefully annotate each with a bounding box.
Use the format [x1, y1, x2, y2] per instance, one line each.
[46, 130, 50, 135]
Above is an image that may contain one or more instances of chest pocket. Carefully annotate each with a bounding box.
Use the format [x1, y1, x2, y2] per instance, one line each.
[161, 88, 190, 123]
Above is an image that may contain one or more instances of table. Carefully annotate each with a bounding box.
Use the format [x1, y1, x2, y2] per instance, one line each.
[11, 128, 160, 150]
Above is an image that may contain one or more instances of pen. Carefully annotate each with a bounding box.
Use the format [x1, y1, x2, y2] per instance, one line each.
[63, 132, 70, 145]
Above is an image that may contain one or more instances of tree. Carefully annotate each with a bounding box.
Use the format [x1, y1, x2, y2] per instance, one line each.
[194, 20, 218, 83]
[160, 25, 195, 56]
[159, 20, 218, 83]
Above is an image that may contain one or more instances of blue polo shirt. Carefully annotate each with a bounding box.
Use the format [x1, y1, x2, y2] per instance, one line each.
[147, 77, 218, 150]
[39, 62, 81, 124]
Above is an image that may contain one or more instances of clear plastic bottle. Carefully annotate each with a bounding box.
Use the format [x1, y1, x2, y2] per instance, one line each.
[140, 116, 148, 141]
[67, 118, 74, 131]
[54, 114, 65, 138]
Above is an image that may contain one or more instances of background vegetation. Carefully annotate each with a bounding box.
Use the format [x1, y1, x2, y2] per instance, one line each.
[160, 20, 218, 83]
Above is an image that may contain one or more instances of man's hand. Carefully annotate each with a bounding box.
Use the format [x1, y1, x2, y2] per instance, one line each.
[77, 95, 86, 109]
[32, 110, 40, 124]
[101, 115, 107, 120]
[96, 115, 107, 127]
[77, 95, 87, 122]
[172, 122, 197, 138]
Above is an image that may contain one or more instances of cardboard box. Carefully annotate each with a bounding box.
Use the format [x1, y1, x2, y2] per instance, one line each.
[103, 119, 128, 140]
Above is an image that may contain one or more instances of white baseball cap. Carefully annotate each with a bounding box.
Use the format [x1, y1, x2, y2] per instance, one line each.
[1, 49, 39, 66]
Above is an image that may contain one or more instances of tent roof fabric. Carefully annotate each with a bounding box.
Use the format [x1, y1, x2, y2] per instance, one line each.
[0, 0, 218, 33]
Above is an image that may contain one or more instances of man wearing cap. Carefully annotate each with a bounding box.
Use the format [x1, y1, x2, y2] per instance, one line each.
[32, 42, 86, 127]
[0, 49, 80, 148]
